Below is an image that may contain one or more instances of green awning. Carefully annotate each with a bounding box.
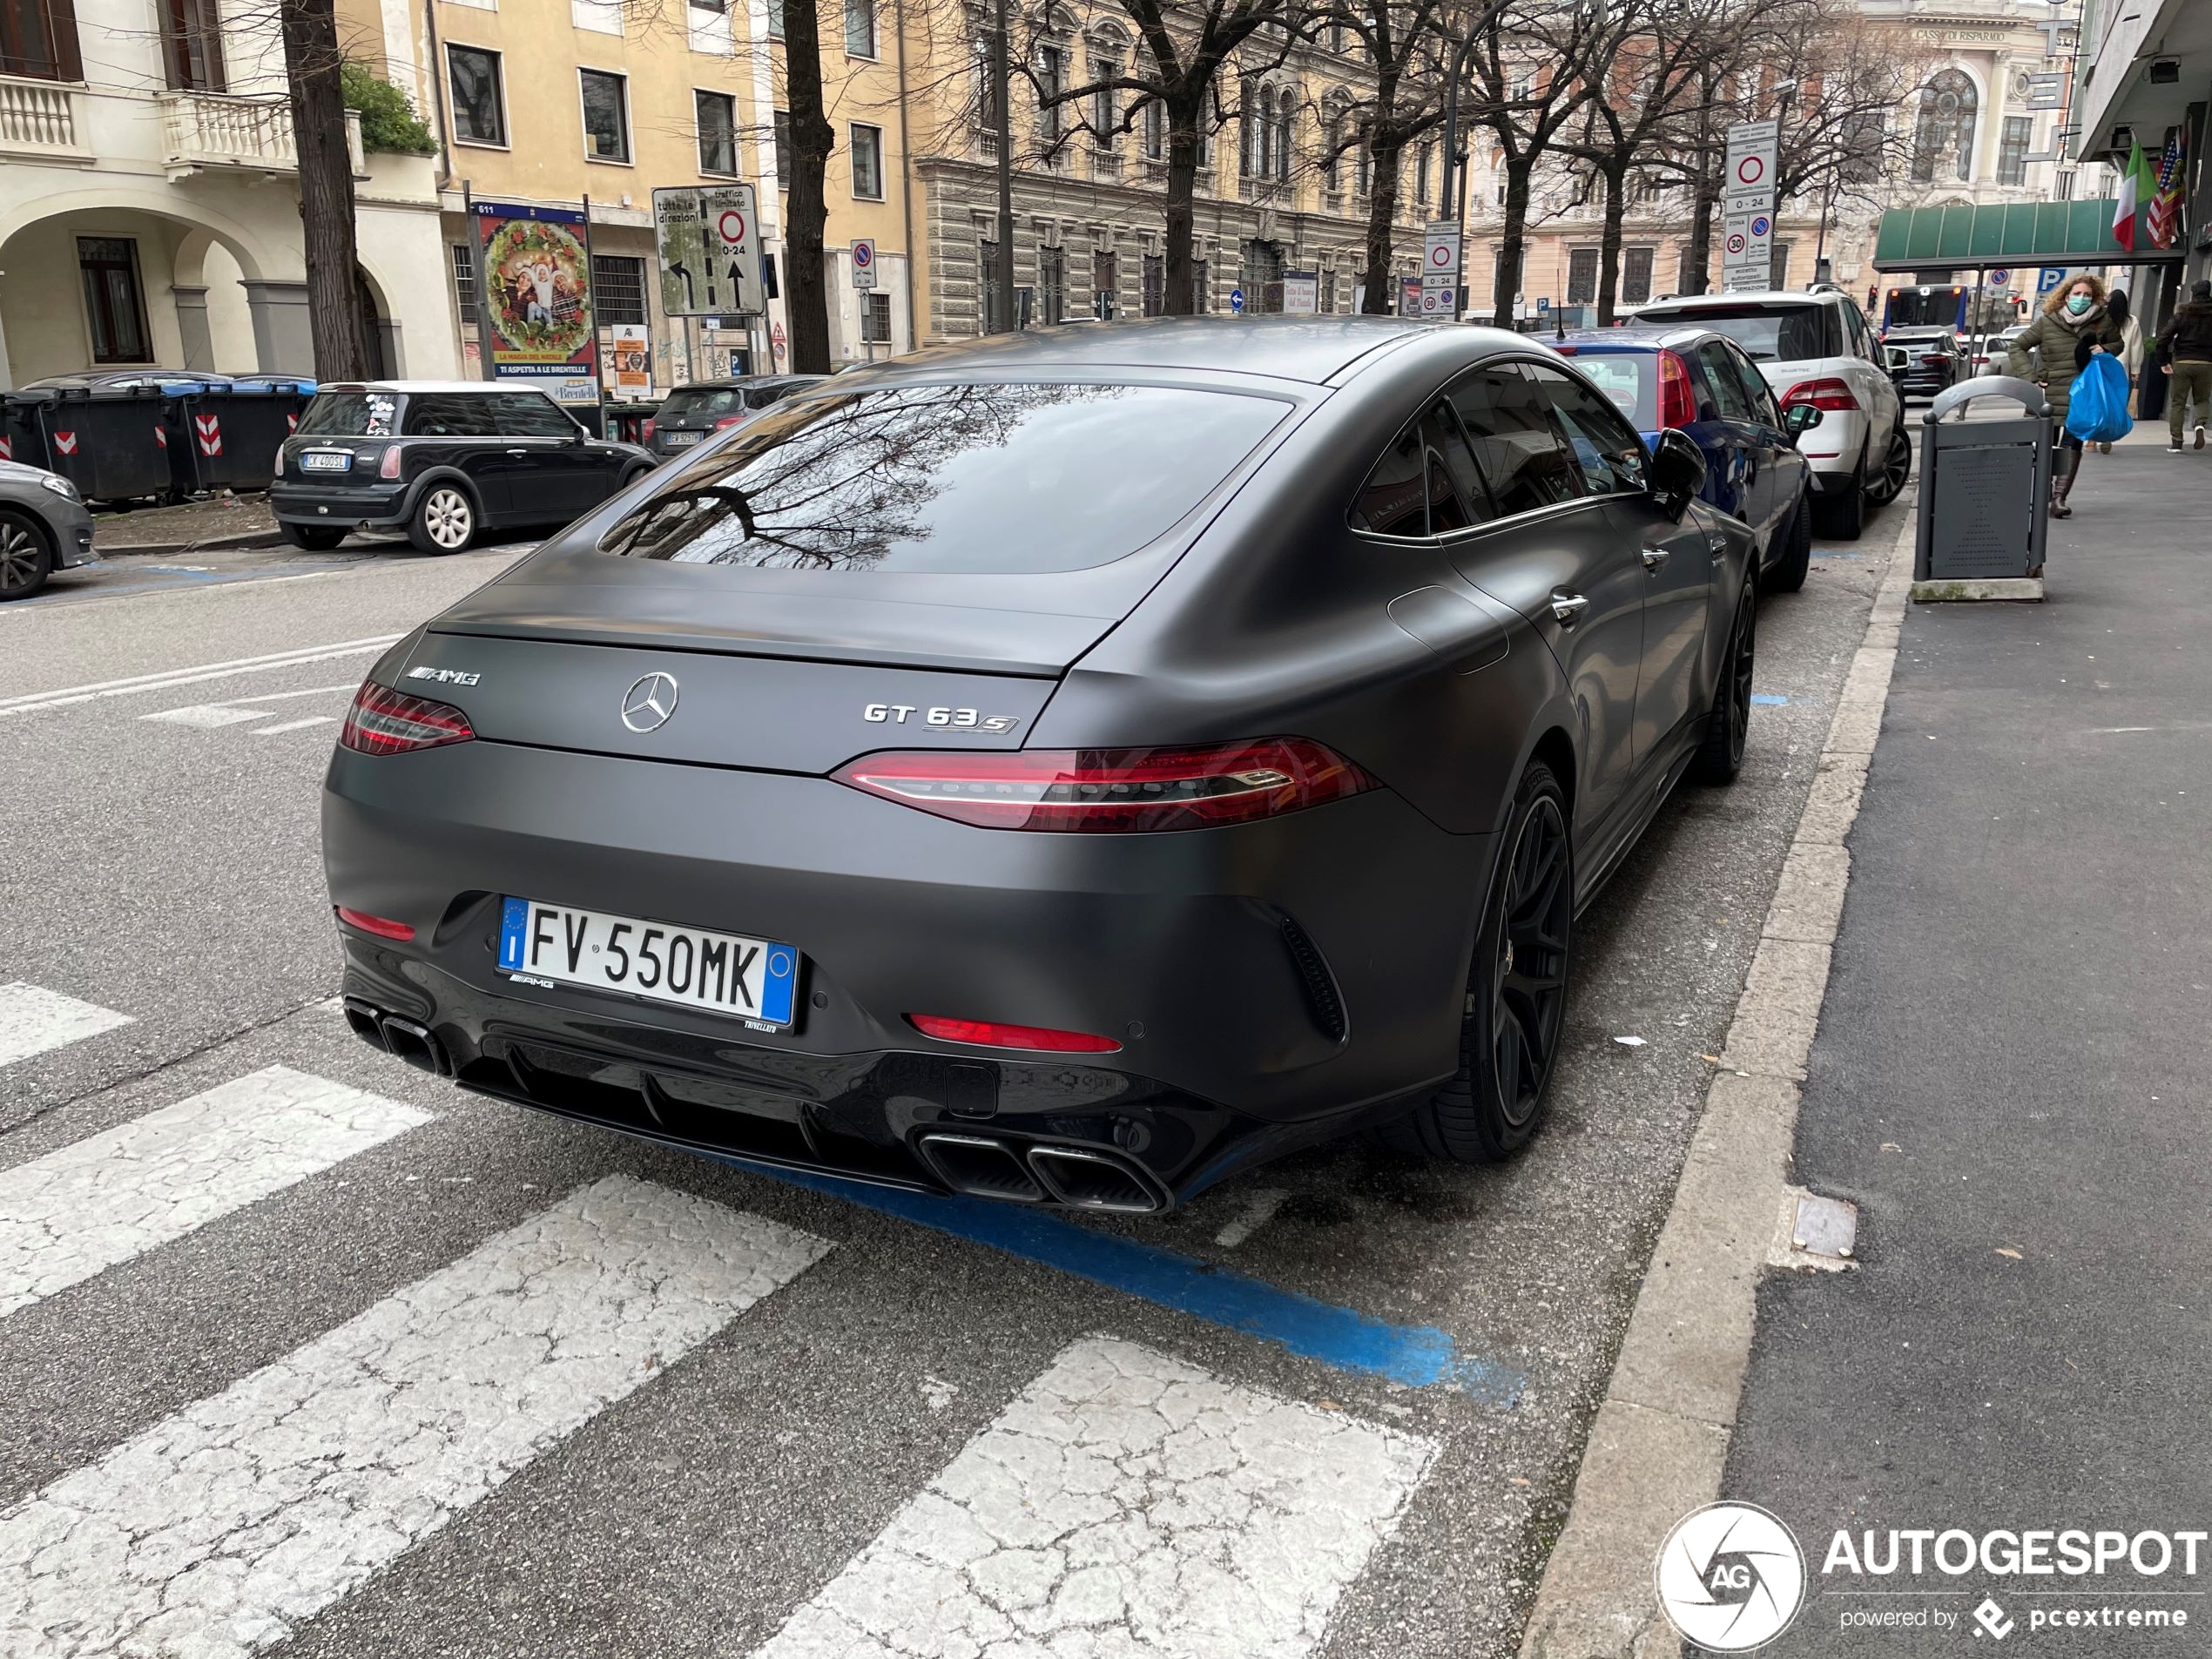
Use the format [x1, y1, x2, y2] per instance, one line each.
[1871, 201, 2183, 273]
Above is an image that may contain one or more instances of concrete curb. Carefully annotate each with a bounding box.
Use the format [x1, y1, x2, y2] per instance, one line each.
[91, 529, 287, 557]
[1517, 506, 1919, 1659]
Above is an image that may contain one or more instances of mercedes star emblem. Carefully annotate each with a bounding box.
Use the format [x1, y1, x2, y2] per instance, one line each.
[621, 672, 679, 733]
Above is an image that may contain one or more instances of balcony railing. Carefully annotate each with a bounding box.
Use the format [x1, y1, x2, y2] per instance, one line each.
[0, 72, 92, 161]
[160, 91, 364, 177]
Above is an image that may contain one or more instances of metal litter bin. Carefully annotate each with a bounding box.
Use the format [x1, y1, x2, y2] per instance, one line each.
[10, 386, 177, 505]
[170, 376, 316, 494]
[1915, 376, 2052, 583]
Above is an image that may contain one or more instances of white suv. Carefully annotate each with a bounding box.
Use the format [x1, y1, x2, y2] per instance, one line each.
[1634, 289, 1908, 539]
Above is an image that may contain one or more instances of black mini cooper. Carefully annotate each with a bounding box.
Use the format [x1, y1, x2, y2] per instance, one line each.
[271, 381, 653, 553]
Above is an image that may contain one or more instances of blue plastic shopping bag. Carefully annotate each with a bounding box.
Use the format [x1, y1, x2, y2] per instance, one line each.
[2065, 352, 2134, 444]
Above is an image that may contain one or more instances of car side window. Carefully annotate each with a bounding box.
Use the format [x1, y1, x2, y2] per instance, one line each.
[1724, 342, 1784, 428]
[1449, 364, 1583, 515]
[1695, 343, 1754, 422]
[1349, 401, 1488, 537]
[493, 393, 582, 438]
[1421, 403, 1483, 532]
[1842, 303, 1873, 362]
[1523, 362, 1650, 497]
[401, 395, 498, 437]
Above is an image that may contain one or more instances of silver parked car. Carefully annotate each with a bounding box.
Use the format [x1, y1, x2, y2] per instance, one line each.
[0, 458, 96, 600]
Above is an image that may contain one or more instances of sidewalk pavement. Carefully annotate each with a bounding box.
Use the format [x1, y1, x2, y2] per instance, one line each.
[92, 494, 281, 555]
[1723, 446, 2212, 1652]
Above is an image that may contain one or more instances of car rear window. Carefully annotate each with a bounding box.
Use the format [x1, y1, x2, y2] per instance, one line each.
[603, 382, 1287, 575]
[659, 388, 747, 421]
[296, 390, 397, 437]
[1640, 305, 1831, 363]
[1564, 352, 1656, 429]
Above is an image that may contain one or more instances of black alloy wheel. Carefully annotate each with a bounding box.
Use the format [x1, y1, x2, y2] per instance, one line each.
[1763, 491, 1813, 595]
[0, 511, 53, 601]
[1692, 580, 1757, 786]
[1382, 763, 1574, 1163]
[1865, 422, 1912, 505]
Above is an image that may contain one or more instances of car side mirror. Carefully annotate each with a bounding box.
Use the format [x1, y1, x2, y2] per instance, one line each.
[1647, 427, 1706, 520]
[1784, 402, 1824, 443]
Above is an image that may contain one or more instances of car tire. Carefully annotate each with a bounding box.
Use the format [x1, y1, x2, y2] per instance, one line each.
[408, 483, 476, 555]
[1762, 491, 1813, 595]
[0, 509, 54, 601]
[1380, 761, 1574, 1165]
[281, 523, 347, 551]
[1820, 456, 1867, 540]
[1865, 421, 1912, 506]
[1691, 578, 1757, 787]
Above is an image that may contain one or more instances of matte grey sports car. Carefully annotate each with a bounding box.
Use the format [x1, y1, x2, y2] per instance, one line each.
[324, 318, 1755, 1213]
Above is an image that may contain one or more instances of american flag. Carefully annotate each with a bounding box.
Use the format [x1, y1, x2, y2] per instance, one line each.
[2147, 129, 2188, 250]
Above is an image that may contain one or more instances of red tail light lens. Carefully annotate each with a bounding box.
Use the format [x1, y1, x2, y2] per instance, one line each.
[641, 417, 657, 442]
[334, 906, 415, 941]
[712, 415, 745, 431]
[378, 443, 402, 480]
[1782, 377, 1861, 412]
[907, 1015, 1121, 1053]
[1657, 349, 1696, 428]
[834, 738, 1376, 832]
[339, 681, 475, 756]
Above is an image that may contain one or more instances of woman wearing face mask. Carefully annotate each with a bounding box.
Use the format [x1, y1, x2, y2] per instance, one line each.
[2007, 274, 2130, 519]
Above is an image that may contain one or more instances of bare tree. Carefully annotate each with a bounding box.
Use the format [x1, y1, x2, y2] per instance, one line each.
[278, 0, 370, 377]
[778, 0, 839, 372]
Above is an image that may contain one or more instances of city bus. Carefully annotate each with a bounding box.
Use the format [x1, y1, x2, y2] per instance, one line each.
[1879, 282, 2021, 339]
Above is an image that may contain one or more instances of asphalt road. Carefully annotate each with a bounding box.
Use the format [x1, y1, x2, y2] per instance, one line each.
[1725, 447, 2212, 1656]
[0, 504, 1896, 1658]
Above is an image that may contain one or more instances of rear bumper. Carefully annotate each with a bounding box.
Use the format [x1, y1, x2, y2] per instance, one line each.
[269, 480, 408, 527]
[322, 739, 1491, 1207]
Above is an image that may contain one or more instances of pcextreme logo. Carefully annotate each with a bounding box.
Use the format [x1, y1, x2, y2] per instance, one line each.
[1656, 1502, 1808, 1652]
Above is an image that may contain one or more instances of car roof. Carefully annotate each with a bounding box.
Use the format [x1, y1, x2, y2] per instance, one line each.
[665, 375, 826, 391]
[1554, 324, 1726, 351]
[309, 381, 554, 395]
[873, 315, 1449, 387]
[1637, 290, 1834, 312]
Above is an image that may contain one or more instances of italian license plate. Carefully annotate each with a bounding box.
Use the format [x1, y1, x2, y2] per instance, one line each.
[300, 450, 352, 472]
[666, 430, 703, 446]
[496, 898, 798, 1028]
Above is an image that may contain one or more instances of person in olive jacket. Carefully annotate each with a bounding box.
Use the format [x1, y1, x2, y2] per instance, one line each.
[2156, 278, 2212, 453]
[2006, 273, 2129, 519]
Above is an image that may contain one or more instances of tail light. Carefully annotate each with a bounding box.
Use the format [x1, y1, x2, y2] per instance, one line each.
[641, 417, 657, 442]
[1919, 354, 1951, 368]
[711, 415, 746, 432]
[907, 1015, 1120, 1053]
[1782, 377, 1860, 412]
[833, 738, 1376, 832]
[1658, 349, 1696, 428]
[334, 907, 415, 941]
[340, 681, 475, 756]
[1554, 344, 1579, 354]
[378, 444, 402, 480]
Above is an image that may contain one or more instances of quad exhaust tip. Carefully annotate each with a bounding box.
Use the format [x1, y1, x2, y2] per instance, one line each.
[916, 1131, 1165, 1214]
[343, 998, 449, 1077]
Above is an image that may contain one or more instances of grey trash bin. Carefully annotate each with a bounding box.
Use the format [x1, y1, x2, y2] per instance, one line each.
[1914, 376, 2053, 583]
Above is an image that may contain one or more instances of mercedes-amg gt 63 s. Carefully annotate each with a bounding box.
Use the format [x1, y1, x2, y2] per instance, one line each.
[325, 317, 1767, 1215]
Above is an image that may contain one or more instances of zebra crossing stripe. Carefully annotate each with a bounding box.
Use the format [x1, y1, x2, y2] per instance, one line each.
[0, 1175, 829, 1657]
[752, 1336, 1436, 1659]
[0, 982, 132, 1069]
[0, 1065, 428, 1320]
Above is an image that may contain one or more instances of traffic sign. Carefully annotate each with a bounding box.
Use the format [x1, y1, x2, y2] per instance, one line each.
[654, 185, 763, 317]
[1420, 287, 1455, 316]
[1229, 287, 1245, 314]
[850, 239, 876, 291]
[2037, 267, 2066, 295]
[1725, 119, 1779, 198]
[1987, 266, 2011, 287]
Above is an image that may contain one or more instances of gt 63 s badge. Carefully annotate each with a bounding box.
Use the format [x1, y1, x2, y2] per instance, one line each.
[863, 704, 1021, 734]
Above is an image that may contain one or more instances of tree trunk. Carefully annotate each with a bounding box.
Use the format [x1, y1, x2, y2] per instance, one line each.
[1491, 158, 1530, 327]
[1595, 164, 1625, 325]
[1684, 172, 1717, 296]
[1161, 98, 1201, 315]
[781, 0, 836, 373]
[1361, 129, 1408, 314]
[279, 0, 367, 379]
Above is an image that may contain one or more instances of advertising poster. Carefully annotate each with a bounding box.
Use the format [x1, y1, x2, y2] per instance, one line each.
[609, 324, 651, 399]
[472, 199, 599, 406]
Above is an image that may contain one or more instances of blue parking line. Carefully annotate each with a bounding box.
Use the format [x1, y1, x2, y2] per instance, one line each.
[716, 1157, 1523, 1404]
[1750, 694, 1791, 706]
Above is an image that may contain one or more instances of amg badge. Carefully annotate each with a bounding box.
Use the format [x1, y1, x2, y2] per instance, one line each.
[862, 703, 1022, 734]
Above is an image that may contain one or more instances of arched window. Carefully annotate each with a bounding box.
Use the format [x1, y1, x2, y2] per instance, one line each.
[1274, 87, 1294, 181]
[1243, 78, 1263, 177]
[1912, 69, 1977, 184]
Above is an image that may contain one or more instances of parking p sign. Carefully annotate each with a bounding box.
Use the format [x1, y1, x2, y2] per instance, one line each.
[851, 239, 876, 291]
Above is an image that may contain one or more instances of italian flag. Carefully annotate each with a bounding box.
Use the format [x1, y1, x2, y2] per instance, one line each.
[2113, 141, 2156, 253]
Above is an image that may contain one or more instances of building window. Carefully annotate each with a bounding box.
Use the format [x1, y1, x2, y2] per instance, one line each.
[447, 44, 506, 146]
[161, 0, 226, 91]
[773, 109, 792, 182]
[1416, 142, 1433, 212]
[1912, 68, 1976, 184]
[766, 0, 782, 36]
[1093, 248, 1116, 318]
[1038, 244, 1065, 324]
[593, 254, 647, 325]
[1090, 58, 1116, 146]
[1567, 247, 1599, 305]
[1323, 267, 1339, 314]
[1192, 256, 1208, 313]
[450, 242, 476, 314]
[1998, 114, 2031, 186]
[862, 291, 892, 342]
[1622, 246, 1654, 305]
[1769, 239, 1793, 288]
[78, 237, 150, 364]
[1241, 239, 1282, 312]
[696, 90, 738, 175]
[1143, 252, 1163, 316]
[844, 0, 875, 57]
[1142, 98, 1162, 160]
[980, 239, 1005, 332]
[1273, 87, 1292, 182]
[580, 68, 631, 163]
[0, 0, 83, 79]
[849, 123, 884, 199]
[1036, 44, 1063, 144]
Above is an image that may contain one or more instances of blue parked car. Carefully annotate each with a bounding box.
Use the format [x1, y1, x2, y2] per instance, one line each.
[1554, 326, 1822, 593]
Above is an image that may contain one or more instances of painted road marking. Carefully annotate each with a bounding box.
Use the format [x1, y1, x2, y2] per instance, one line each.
[0, 635, 401, 718]
[749, 1164, 1521, 1399]
[1213, 1186, 1290, 1248]
[1750, 694, 1791, 706]
[752, 1336, 1435, 1659]
[0, 983, 132, 1069]
[251, 715, 339, 736]
[0, 1066, 428, 1320]
[140, 705, 270, 728]
[0, 1176, 829, 1656]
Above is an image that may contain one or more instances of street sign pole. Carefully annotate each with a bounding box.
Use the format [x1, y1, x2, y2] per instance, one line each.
[1722, 119, 1780, 292]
